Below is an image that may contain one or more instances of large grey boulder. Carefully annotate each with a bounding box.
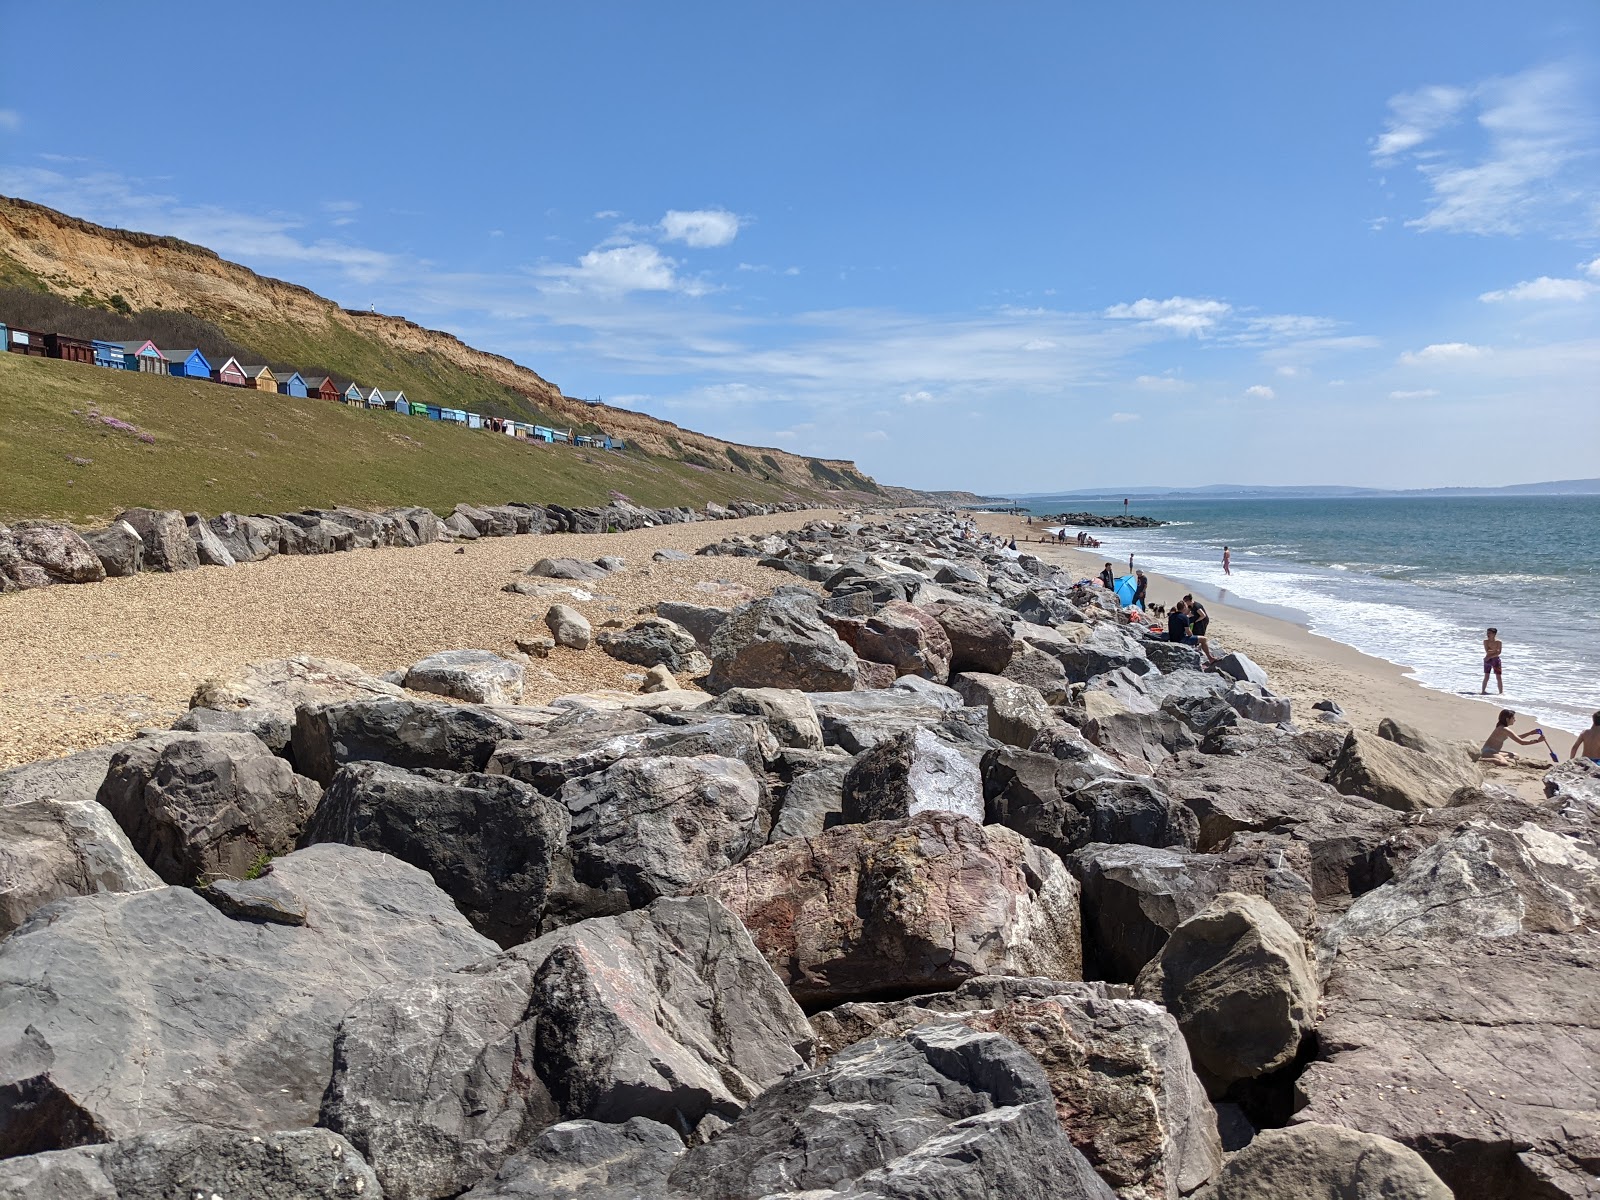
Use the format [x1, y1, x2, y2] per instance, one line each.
[78, 519, 144, 577]
[292, 698, 522, 785]
[462, 1118, 685, 1199]
[0, 1126, 382, 1200]
[184, 512, 237, 567]
[0, 844, 497, 1156]
[554, 752, 768, 918]
[1193, 1123, 1451, 1200]
[695, 811, 1082, 1005]
[530, 556, 610, 580]
[544, 603, 592, 650]
[925, 599, 1014, 674]
[825, 599, 953, 682]
[807, 977, 1223, 1199]
[655, 600, 730, 648]
[666, 1023, 1116, 1199]
[97, 731, 321, 885]
[0, 745, 161, 937]
[7, 522, 106, 584]
[770, 756, 850, 842]
[1212, 650, 1269, 687]
[302, 761, 570, 947]
[1330, 727, 1481, 811]
[1136, 892, 1318, 1096]
[1039, 623, 1154, 683]
[839, 727, 983, 824]
[706, 686, 823, 749]
[115, 507, 198, 572]
[323, 896, 809, 1199]
[952, 671, 1051, 747]
[707, 593, 861, 693]
[1070, 840, 1316, 983]
[207, 511, 281, 562]
[405, 649, 526, 705]
[596, 617, 707, 674]
[186, 655, 406, 758]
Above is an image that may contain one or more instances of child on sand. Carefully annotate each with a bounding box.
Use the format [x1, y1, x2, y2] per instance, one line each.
[1481, 628, 1503, 695]
[1573, 713, 1600, 763]
[1479, 709, 1549, 764]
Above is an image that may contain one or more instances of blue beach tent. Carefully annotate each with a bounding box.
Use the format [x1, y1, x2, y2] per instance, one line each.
[1112, 575, 1137, 607]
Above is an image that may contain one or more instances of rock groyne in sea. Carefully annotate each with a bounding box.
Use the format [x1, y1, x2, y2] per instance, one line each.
[1040, 510, 1167, 528]
[1, 508, 1595, 1199]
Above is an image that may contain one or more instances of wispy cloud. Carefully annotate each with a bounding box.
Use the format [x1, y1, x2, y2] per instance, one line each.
[1399, 341, 1488, 364]
[1133, 374, 1191, 392]
[1108, 411, 1141, 423]
[1243, 384, 1276, 400]
[0, 109, 21, 133]
[1479, 275, 1594, 302]
[592, 209, 620, 220]
[1103, 296, 1231, 335]
[1375, 61, 1599, 237]
[660, 208, 740, 248]
[1389, 388, 1440, 400]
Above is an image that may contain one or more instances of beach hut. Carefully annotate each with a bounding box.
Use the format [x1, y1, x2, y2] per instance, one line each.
[211, 356, 250, 387]
[238, 364, 277, 392]
[552, 428, 571, 444]
[45, 333, 96, 364]
[467, 413, 482, 430]
[166, 348, 213, 379]
[118, 340, 168, 373]
[366, 387, 389, 409]
[389, 389, 408, 411]
[392, 396, 410, 416]
[6, 326, 49, 356]
[425, 405, 442, 421]
[532, 425, 554, 443]
[303, 375, 341, 401]
[91, 339, 125, 369]
[276, 370, 308, 398]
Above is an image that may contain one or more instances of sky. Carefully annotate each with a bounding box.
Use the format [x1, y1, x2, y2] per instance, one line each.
[1, 3, 1597, 493]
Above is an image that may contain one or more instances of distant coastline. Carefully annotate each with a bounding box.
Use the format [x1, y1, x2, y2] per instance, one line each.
[1008, 477, 1600, 503]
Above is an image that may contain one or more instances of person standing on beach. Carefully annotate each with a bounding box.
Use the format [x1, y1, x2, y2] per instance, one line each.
[1132, 571, 1148, 611]
[1100, 563, 1115, 590]
[1481, 628, 1503, 695]
[1128, 552, 1134, 573]
[1572, 713, 1600, 762]
[1223, 546, 1231, 576]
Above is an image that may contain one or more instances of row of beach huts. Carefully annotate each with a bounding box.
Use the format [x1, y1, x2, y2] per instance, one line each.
[1, 321, 626, 449]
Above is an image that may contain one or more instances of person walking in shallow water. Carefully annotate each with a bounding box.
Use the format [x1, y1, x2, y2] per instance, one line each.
[1481, 627, 1504, 695]
[1222, 545, 1231, 576]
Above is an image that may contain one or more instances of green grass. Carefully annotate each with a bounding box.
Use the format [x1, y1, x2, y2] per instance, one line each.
[0, 355, 823, 523]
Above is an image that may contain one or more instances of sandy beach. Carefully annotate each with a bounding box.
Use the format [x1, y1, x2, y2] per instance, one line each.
[1, 506, 1578, 785]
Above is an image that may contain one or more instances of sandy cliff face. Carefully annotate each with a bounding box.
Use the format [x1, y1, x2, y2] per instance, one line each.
[0, 196, 874, 486]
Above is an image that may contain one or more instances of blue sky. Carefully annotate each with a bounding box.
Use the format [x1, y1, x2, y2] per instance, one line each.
[2, 2, 1597, 492]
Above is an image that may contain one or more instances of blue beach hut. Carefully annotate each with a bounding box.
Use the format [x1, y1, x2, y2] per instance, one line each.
[276, 370, 308, 398]
[343, 382, 364, 406]
[91, 339, 124, 369]
[118, 340, 168, 374]
[166, 348, 213, 379]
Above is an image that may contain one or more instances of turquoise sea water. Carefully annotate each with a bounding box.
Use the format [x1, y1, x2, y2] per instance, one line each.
[1027, 496, 1600, 735]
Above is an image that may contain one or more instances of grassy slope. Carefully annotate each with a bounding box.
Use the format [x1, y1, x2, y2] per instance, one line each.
[0, 354, 818, 524]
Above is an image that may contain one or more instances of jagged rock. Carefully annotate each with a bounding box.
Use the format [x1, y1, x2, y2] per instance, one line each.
[79, 519, 144, 577]
[390, 506, 445, 544]
[483, 708, 659, 792]
[0, 1126, 382, 1200]
[708, 593, 861, 693]
[1546, 757, 1600, 807]
[184, 511, 237, 567]
[302, 761, 569, 947]
[806, 977, 1223, 1199]
[1136, 892, 1317, 1096]
[1015, 587, 1086, 627]
[641, 663, 678, 692]
[0, 744, 161, 937]
[1143, 639, 1204, 674]
[323, 896, 808, 1199]
[292, 698, 522, 785]
[1043, 623, 1155, 683]
[1192, 1123, 1451, 1200]
[555, 753, 768, 918]
[666, 1024, 1116, 1199]
[596, 617, 706, 673]
[116, 507, 199, 571]
[516, 634, 556, 658]
[655, 600, 730, 647]
[695, 811, 1082, 1005]
[405, 649, 526, 705]
[707, 686, 823, 749]
[0, 844, 496, 1157]
[444, 512, 481, 539]
[7, 522, 106, 584]
[770, 758, 850, 842]
[207, 511, 282, 562]
[1330, 728, 1481, 811]
[1156, 750, 1362, 850]
[462, 1118, 685, 1199]
[1212, 650, 1269, 687]
[925, 599, 1014, 674]
[951, 672, 1051, 748]
[544, 603, 593, 650]
[983, 746, 1198, 859]
[200, 873, 309, 925]
[1001, 639, 1072, 703]
[1070, 841, 1317, 983]
[186, 655, 406, 758]
[825, 599, 953, 682]
[530, 556, 610, 580]
[839, 728, 983, 824]
[97, 731, 321, 885]
[1084, 708, 1200, 772]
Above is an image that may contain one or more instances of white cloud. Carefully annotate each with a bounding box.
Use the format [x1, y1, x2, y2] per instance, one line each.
[784, 266, 801, 276]
[1399, 342, 1488, 364]
[1244, 385, 1276, 400]
[1479, 275, 1595, 302]
[1133, 374, 1191, 392]
[0, 109, 20, 132]
[1022, 338, 1057, 351]
[1275, 365, 1307, 378]
[538, 243, 705, 296]
[1103, 295, 1231, 335]
[1372, 84, 1470, 163]
[1377, 63, 1598, 237]
[900, 389, 936, 404]
[1389, 388, 1440, 400]
[1109, 412, 1141, 423]
[593, 209, 620, 220]
[862, 429, 889, 441]
[660, 208, 741, 248]
[1586, 256, 1600, 280]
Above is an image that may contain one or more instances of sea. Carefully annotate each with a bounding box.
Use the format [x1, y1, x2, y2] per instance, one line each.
[1026, 495, 1600, 736]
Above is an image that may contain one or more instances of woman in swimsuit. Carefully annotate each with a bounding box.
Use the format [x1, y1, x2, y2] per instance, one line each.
[1479, 709, 1547, 764]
